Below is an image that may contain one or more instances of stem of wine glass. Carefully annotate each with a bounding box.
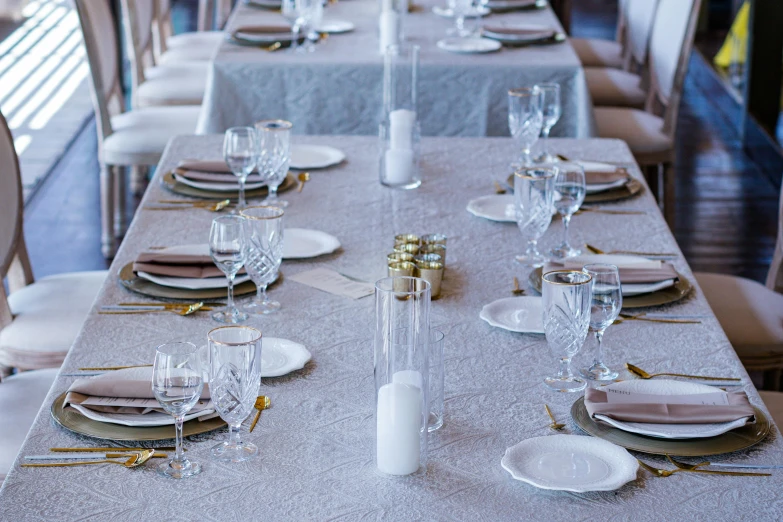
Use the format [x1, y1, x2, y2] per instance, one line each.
[594, 329, 605, 366]
[562, 213, 572, 249]
[456, 15, 464, 34]
[174, 414, 185, 464]
[557, 356, 572, 379]
[526, 238, 538, 258]
[268, 184, 279, 203]
[259, 283, 269, 304]
[238, 177, 246, 210]
[291, 22, 300, 51]
[521, 147, 532, 166]
[229, 423, 242, 446]
[541, 126, 551, 158]
[226, 272, 236, 315]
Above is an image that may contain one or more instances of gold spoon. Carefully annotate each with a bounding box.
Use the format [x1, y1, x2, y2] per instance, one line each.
[637, 459, 689, 477]
[544, 404, 565, 430]
[98, 303, 207, 316]
[494, 181, 507, 194]
[585, 244, 678, 258]
[147, 199, 231, 212]
[297, 172, 310, 193]
[22, 450, 155, 468]
[616, 313, 701, 325]
[512, 277, 525, 295]
[264, 42, 282, 52]
[625, 363, 740, 381]
[249, 396, 271, 433]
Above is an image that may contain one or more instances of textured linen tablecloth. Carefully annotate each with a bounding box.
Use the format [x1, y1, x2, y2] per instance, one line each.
[2, 136, 781, 520]
[196, 0, 595, 138]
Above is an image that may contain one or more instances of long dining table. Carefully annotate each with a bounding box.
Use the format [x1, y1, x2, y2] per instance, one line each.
[2, 135, 782, 520]
[196, 0, 595, 138]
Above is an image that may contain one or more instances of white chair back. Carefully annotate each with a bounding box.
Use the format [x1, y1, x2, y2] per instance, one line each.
[153, 0, 174, 57]
[768, 184, 783, 294]
[121, 0, 157, 104]
[624, 0, 660, 70]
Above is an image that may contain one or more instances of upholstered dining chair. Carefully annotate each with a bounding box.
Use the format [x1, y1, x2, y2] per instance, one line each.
[153, 0, 224, 64]
[121, 0, 208, 108]
[0, 111, 107, 374]
[584, 0, 661, 108]
[758, 391, 783, 426]
[695, 184, 783, 390]
[570, 0, 630, 69]
[593, 0, 702, 226]
[75, 0, 201, 257]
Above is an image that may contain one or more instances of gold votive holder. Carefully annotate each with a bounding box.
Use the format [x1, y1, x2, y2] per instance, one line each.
[421, 233, 447, 246]
[388, 261, 416, 278]
[416, 261, 443, 298]
[420, 243, 446, 265]
[414, 253, 442, 266]
[395, 233, 421, 245]
[388, 252, 415, 266]
[394, 243, 420, 256]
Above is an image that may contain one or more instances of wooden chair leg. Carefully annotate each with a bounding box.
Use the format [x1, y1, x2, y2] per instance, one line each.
[129, 165, 148, 197]
[662, 162, 675, 228]
[113, 166, 128, 238]
[100, 164, 117, 258]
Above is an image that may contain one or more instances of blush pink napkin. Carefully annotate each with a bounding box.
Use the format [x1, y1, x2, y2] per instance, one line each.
[176, 160, 264, 183]
[584, 168, 629, 186]
[134, 250, 244, 278]
[584, 388, 756, 424]
[483, 26, 555, 39]
[545, 262, 678, 284]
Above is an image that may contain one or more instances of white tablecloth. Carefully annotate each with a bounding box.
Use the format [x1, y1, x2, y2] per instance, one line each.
[2, 136, 781, 520]
[196, 0, 595, 138]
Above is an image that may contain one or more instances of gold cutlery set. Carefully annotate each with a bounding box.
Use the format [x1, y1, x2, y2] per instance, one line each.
[584, 243, 678, 258]
[638, 456, 771, 478]
[22, 448, 166, 468]
[145, 199, 232, 212]
[98, 302, 221, 316]
[625, 363, 740, 382]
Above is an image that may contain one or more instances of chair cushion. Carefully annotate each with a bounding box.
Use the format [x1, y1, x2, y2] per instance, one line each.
[758, 391, 783, 428]
[571, 37, 624, 68]
[585, 67, 646, 108]
[594, 107, 673, 165]
[695, 272, 783, 362]
[0, 368, 59, 481]
[0, 271, 107, 370]
[159, 44, 219, 64]
[136, 64, 208, 108]
[165, 30, 223, 49]
[104, 106, 201, 166]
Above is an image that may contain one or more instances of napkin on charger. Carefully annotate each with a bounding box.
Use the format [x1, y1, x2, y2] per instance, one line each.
[175, 159, 264, 183]
[482, 25, 556, 41]
[133, 244, 245, 278]
[584, 387, 756, 425]
[546, 255, 678, 284]
[231, 25, 302, 44]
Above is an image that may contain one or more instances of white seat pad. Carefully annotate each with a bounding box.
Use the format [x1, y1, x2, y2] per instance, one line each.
[594, 107, 672, 158]
[159, 44, 219, 64]
[585, 67, 646, 108]
[571, 37, 624, 68]
[0, 368, 59, 481]
[136, 64, 208, 108]
[0, 271, 107, 369]
[695, 272, 783, 354]
[104, 106, 201, 166]
[165, 30, 223, 49]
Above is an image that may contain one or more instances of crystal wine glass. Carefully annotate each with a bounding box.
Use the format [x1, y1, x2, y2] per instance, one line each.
[535, 83, 561, 164]
[542, 270, 593, 392]
[208, 326, 263, 462]
[281, 0, 302, 52]
[508, 86, 543, 168]
[240, 206, 285, 314]
[152, 341, 204, 479]
[255, 119, 292, 208]
[447, 0, 472, 37]
[209, 215, 248, 324]
[513, 166, 556, 267]
[580, 264, 621, 381]
[296, 0, 323, 53]
[223, 127, 257, 211]
[550, 163, 586, 259]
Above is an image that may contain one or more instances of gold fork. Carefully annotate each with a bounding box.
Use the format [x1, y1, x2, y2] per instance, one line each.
[494, 181, 507, 194]
[616, 313, 701, 325]
[22, 450, 155, 468]
[512, 277, 525, 295]
[544, 405, 565, 430]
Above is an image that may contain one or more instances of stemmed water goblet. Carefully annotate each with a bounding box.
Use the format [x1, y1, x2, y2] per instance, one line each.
[580, 264, 621, 381]
[550, 163, 586, 259]
[535, 83, 561, 163]
[286, 0, 322, 53]
[210, 215, 248, 324]
[447, 0, 473, 37]
[223, 127, 257, 212]
[513, 166, 556, 267]
[508, 87, 543, 168]
[255, 119, 293, 208]
[542, 270, 593, 392]
[209, 326, 263, 462]
[151, 342, 204, 479]
[240, 206, 285, 314]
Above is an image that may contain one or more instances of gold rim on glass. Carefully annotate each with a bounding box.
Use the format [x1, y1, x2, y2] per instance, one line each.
[207, 325, 263, 346]
[255, 119, 293, 131]
[239, 206, 285, 220]
[508, 86, 541, 98]
[542, 269, 593, 286]
[513, 166, 558, 180]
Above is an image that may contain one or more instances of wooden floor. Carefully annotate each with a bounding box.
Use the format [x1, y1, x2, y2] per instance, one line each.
[18, 0, 782, 285]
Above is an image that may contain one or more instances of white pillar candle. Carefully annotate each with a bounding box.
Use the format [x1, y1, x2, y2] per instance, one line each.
[381, 0, 393, 11]
[379, 9, 399, 55]
[376, 381, 422, 475]
[389, 109, 416, 151]
[384, 148, 414, 185]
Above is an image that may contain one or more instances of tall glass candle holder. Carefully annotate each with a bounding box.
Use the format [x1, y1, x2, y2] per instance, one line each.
[379, 44, 421, 190]
[374, 276, 430, 476]
[379, 0, 406, 53]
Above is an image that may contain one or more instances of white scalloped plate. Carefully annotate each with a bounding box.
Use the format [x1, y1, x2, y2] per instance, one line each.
[501, 434, 638, 492]
[290, 145, 345, 169]
[594, 380, 752, 439]
[262, 337, 311, 377]
[466, 195, 516, 222]
[479, 296, 544, 334]
[284, 228, 341, 259]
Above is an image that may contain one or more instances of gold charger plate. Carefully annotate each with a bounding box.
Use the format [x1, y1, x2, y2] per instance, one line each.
[506, 175, 642, 203]
[119, 262, 274, 300]
[571, 397, 770, 456]
[161, 171, 296, 200]
[528, 266, 692, 309]
[51, 392, 226, 441]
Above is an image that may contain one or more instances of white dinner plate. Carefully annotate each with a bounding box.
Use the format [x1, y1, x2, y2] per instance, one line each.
[437, 37, 501, 54]
[432, 5, 490, 17]
[173, 172, 266, 192]
[137, 271, 252, 290]
[466, 195, 515, 222]
[262, 337, 312, 377]
[479, 296, 544, 334]
[315, 18, 355, 33]
[482, 24, 555, 43]
[586, 178, 629, 194]
[563, 254, 661, 270]
[501, 434, 638, 492]
[622, 279, 675, 296]
[68, 403, 215, 427]
[283, 228, 341, 259]
[290, 145, 346, 169]
[593, 380, 753, 439]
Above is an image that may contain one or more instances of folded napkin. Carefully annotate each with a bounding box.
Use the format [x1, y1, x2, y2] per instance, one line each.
[548, 255, 678, 284]
[232, 25, 298, 43]
[482, 25, 556, 41]
[134, 244, 245, 278]
[486, 0, 541, 9]
[176, 160, 263, 183]
[584, 169, 628, 186]
[65, 367, 211, 416]
[585, 387, 756, 425]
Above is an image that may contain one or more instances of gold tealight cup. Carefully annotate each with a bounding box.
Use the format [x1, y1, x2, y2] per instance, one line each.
[394, 234, 421, 245]
[414, 253, 442, 266]
[394, 243, 420, 256]
[416, 261, 443, 299]
[421, 234, 447, 246]
[420, 243, 446, 265]
[388, 261, 416, 278]
[388, 252, 415, 266]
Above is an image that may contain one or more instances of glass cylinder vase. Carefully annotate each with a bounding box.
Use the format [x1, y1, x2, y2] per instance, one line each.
[374, 276, 430, 476]
[378, 0, 406, 53]
[379, 44, 421, 190]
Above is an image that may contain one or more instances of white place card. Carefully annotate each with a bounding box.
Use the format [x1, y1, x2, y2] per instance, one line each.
[604, 388, 730, 406]
[289, 268, 375, 299]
